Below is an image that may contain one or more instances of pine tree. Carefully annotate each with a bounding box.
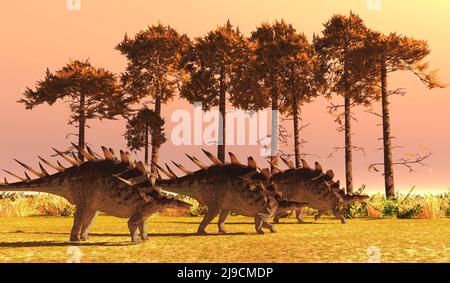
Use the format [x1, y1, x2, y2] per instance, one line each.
[19, 59, 125, 160]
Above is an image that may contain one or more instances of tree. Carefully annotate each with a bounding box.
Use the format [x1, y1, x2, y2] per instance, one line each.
[249, 20, 318, 170]
[180, 20, 251, 162]
[314, 13, 379, 193]
[124, 107, 166, 164]
[363, 32, 445, 197]
[279, 36, 326, 167]
[19, 59, 125, 160]
[116, 23, 190, 172]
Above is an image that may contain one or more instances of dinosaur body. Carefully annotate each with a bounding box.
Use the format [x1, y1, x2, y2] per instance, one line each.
[150, 152, 308, 234]
[0, 146, 190, 243]
[271, 158, 369, 224]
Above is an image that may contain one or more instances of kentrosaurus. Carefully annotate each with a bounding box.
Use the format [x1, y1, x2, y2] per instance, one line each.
[0, 144, 191, 243]
[270, 157, 369, 224]
[131, 150, 309, 235]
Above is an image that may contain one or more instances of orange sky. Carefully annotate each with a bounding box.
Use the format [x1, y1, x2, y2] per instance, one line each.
[0, 0, 449, 194]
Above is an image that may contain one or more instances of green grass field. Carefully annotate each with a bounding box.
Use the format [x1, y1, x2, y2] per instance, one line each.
[0, 215, 448, 263]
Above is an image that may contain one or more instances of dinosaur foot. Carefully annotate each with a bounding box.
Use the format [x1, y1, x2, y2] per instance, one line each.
[218, 230, 227, 235]
[70, 235, 80, 242]
[256, 230, 265, 235]
[197, 230, 208, 235]
[80, 235, 89, 241]
[269, 227, 277, 233]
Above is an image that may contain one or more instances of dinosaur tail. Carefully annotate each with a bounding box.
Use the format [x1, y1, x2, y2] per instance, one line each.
[0, 178, 58, 194]
[277, 200, 309, 212]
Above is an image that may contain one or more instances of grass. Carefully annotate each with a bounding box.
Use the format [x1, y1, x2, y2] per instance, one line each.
[0, 215, 448, 263]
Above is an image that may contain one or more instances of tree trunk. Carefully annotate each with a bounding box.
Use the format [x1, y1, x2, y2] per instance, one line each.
[217, 69, 226, 163]
[144, 122, 149, 165]
[78, 92, 86, 161]
[344, 96, 354, 194]
[292, 94, 301, 168]
[381, 57, 395, 197]
[270, 91, 279, 172]
[150, 95, 161, 173]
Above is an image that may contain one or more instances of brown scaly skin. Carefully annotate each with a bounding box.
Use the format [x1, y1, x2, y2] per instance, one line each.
[149, 153, 308, 235]
[270, 159, 369, 224]
[0, 147, 191, 244]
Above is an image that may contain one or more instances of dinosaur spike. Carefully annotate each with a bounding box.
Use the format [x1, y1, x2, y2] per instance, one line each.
[165, 163, 178, 179]
[172, 161, 192, 175]
[326, 170, 335, 179]
[151, 162, 176, 179]
[24, 172, 31, 181]
[101, 146, 115, 161]
[57, 161, 66, 169]
[260, 168, 272, 178]
[115, 176, 133, 186]
[120, 150, 129, 165]
[267, 160, 283, 173]
[52, 148, 80, 166]
[71, 143, 95, 161]
[38, 156, 65, 172]
[3, 170, 27, 182]
[185, 154, 207, 169]
[71, 152, 82, 163]
[109, 148, 117, 159]
[228, 152, 241, 165]
[314, 162, 323, 172]
[86, 145, 101, 160]
[201, 149, 222, 165]
[331, 180, 340, 189]
[3, 177, 8, 185]
[301, 159, 310, 169]
[13, 159, 45, 178]
[247, 157, 257, 170]
[38, 163, 50, 176]
[127, 153, 135, 166]
[119, 175, 149, 187]
[280, 156, 295, 169]
[135, 161, 148, 175]
[155, 169, 162, 179]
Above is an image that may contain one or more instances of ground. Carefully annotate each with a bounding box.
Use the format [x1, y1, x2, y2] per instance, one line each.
[0, 215, 448, 263]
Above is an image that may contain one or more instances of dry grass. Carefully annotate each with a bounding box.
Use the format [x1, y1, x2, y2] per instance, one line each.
[0, 215, 448, 263]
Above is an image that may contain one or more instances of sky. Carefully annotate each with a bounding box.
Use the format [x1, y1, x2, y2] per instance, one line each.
[0, 0, 449, 194]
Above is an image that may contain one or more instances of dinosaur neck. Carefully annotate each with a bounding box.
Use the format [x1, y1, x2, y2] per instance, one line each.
[156, 176, 201, 201]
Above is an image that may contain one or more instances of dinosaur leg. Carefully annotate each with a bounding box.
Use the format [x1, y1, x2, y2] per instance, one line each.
[138, 217, 150, 241]
[217, 210, 230, 234]
[128, 212, 144, 244]
[332, 208, 347, 224]
[314, 209, 326, 221]
[272, 214, 280, 224]
[80, 210, 98, 241]
[70, 207, 86, 242]
[255, 213, 277, 234]
[197, 206, 220, 235]
[295, 208, 306, 223]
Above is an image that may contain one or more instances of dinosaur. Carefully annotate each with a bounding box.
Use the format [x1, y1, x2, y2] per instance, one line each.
[0, 144, 191, 243]
[139, 150, 309, 235]
[270, 157, 369, 224]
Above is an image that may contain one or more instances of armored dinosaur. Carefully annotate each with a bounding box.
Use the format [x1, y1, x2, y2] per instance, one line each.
[0, 144, 191, 243]
[270, 157, 369, 224]
[139, 150, 309, 235]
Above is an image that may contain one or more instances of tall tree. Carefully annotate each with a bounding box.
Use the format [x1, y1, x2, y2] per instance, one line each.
[124, 107, 166, 164]
[279, 37, 326, 167]
[180, 20, 251, 162]
[249, 20, 315, 170]
[19, 59, 124, 160]
[117, 23, 190, 172]
[363, 32, 445, 197]
[314, 13, 379, 193]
